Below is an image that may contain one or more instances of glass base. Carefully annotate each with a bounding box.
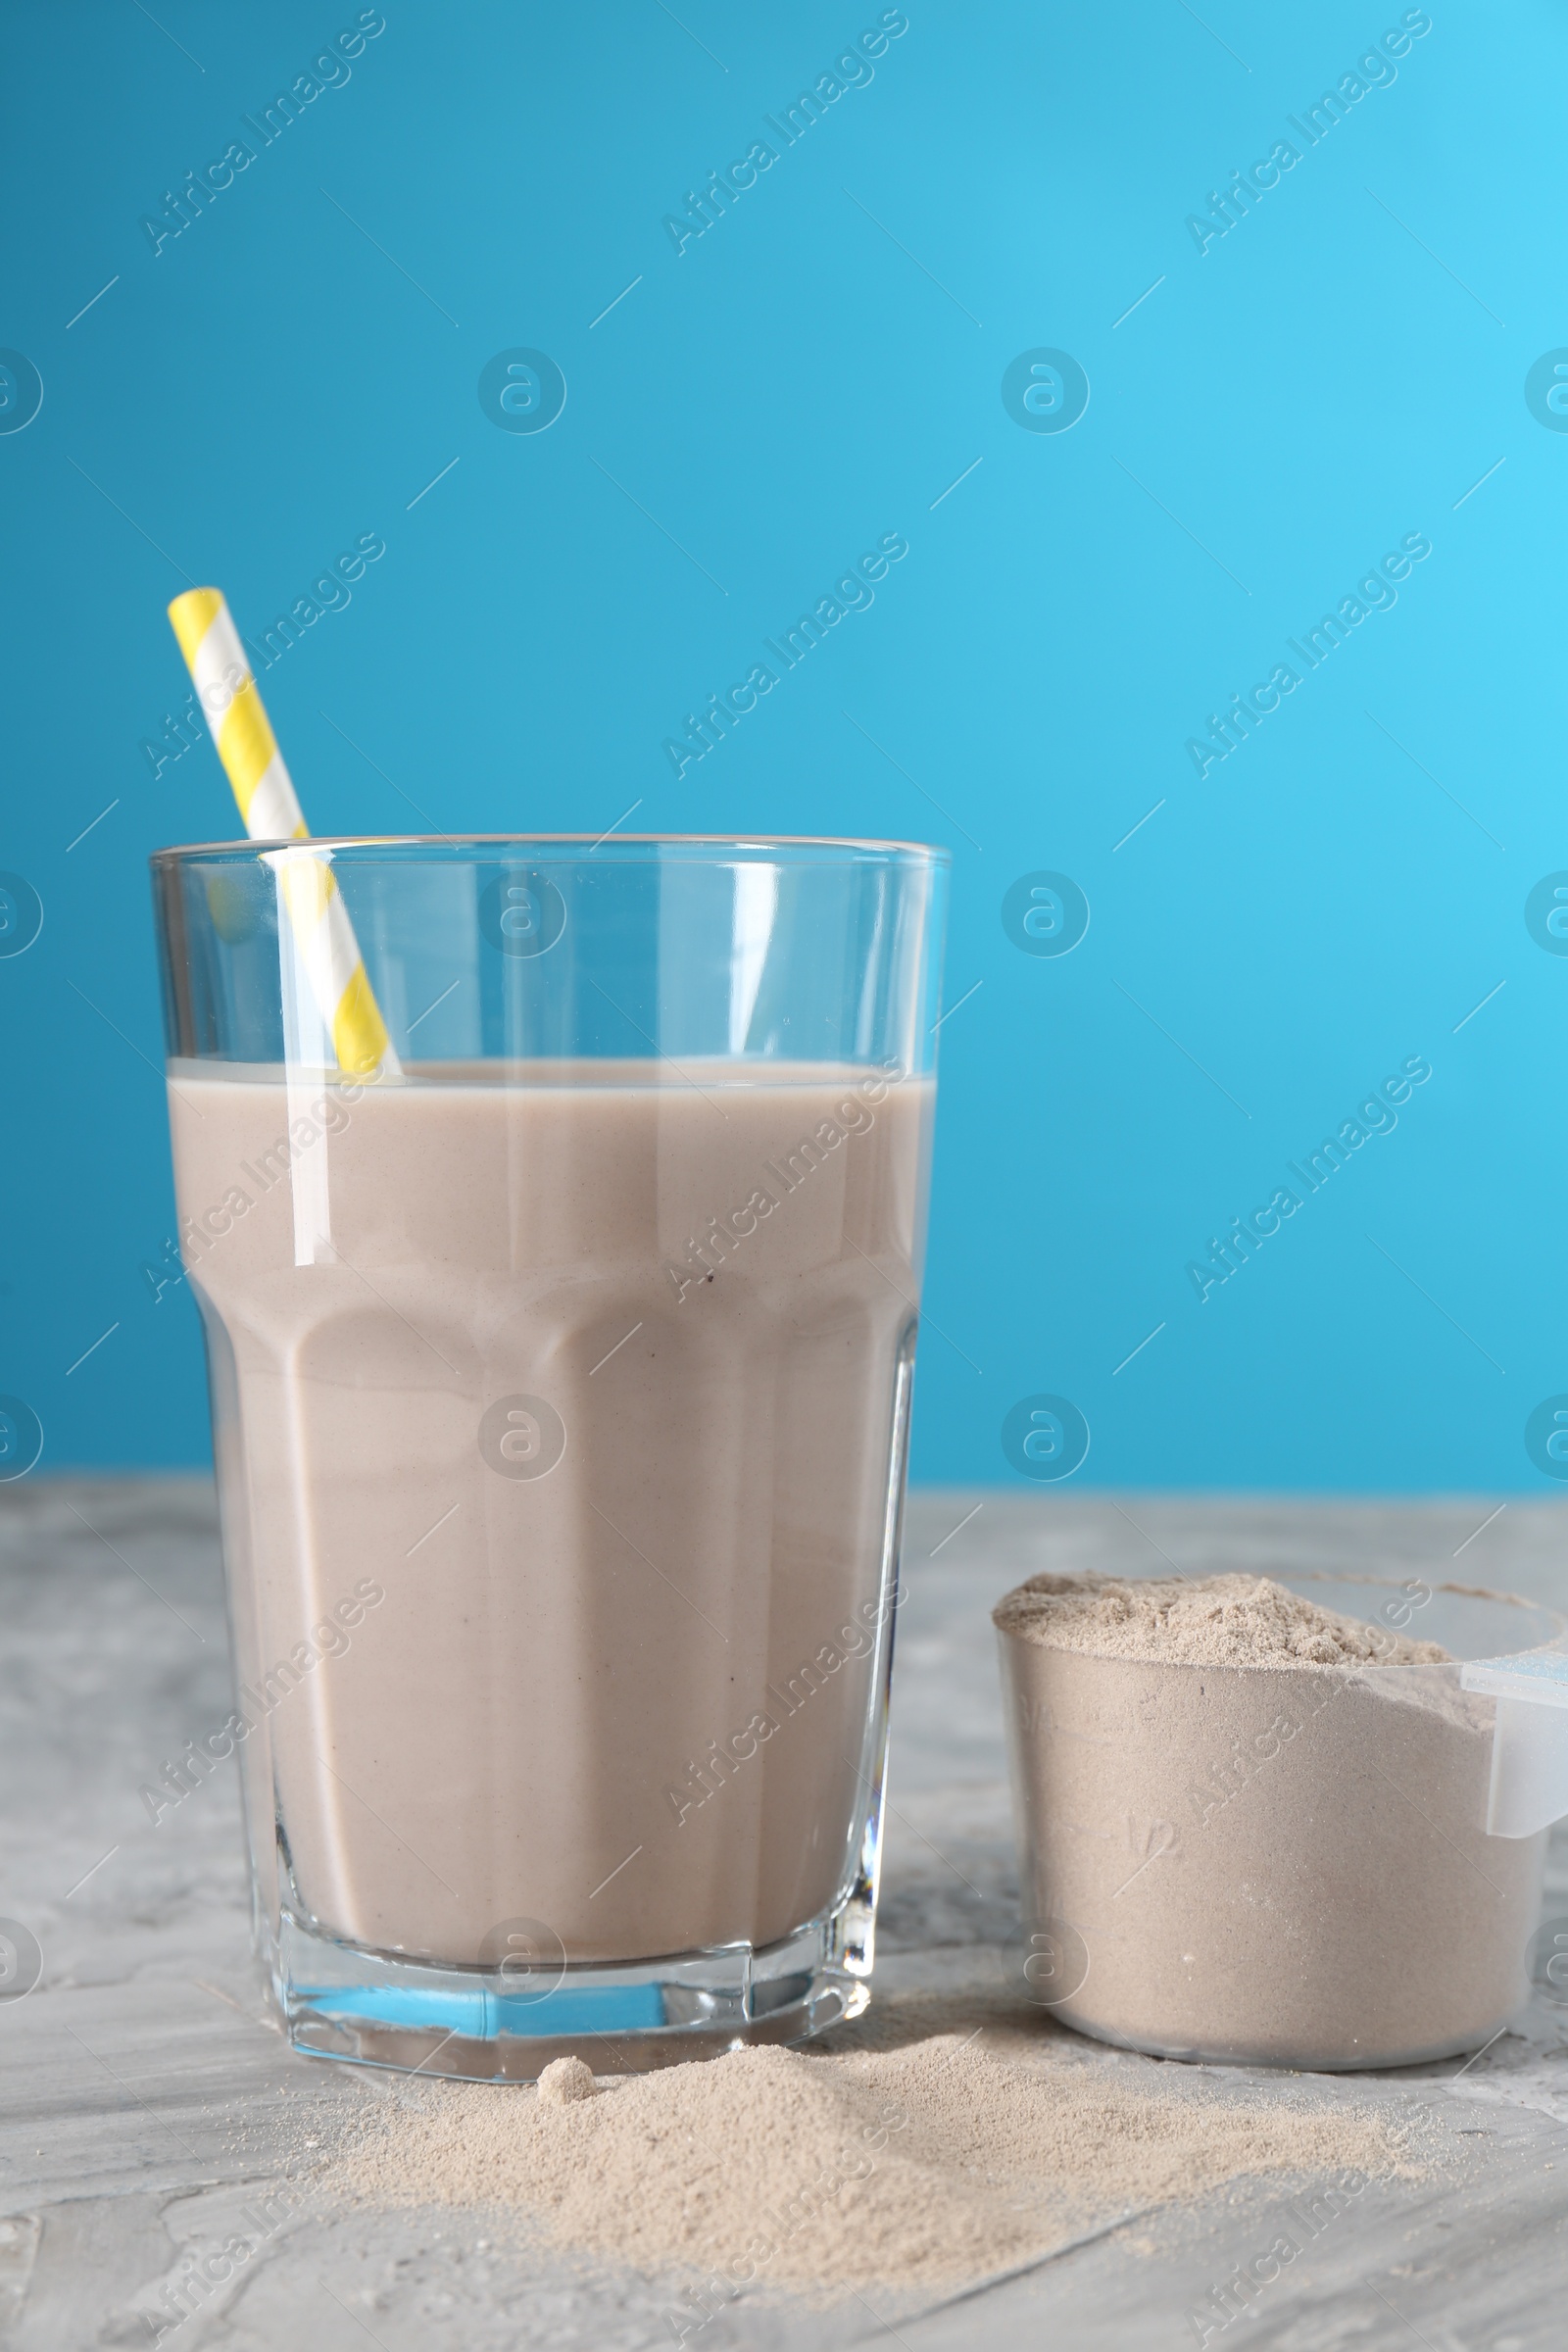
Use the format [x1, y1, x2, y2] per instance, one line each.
[270, 1893, 873, 2081]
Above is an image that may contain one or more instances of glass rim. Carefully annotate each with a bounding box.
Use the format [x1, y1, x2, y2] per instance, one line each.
[149, 831, 951, 867]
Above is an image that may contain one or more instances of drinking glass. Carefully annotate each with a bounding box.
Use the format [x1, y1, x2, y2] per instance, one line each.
[150, 835, 947, 2079]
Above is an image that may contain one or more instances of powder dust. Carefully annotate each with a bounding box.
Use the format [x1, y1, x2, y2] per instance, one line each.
[316, 1990, 1426, 2297]
[994, 1569, 1450, 1668]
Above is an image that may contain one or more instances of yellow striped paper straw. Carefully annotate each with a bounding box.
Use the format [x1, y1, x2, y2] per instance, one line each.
[167, 589, 398, 1080]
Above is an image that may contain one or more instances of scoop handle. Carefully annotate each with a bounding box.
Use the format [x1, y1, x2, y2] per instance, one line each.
[1460, 1653, 1568, 1837]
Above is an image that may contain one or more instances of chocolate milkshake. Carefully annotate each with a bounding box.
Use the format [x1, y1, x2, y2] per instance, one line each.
[167, 1058, 932, 1972]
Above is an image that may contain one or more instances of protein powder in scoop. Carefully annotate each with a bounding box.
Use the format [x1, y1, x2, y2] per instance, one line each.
[994, 1572, 1547, 2070]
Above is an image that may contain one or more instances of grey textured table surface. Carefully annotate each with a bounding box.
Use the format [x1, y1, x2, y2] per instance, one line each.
[3, 1481, 1567, 2350]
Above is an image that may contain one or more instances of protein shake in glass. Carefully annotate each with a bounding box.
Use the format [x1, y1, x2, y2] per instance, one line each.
[153, 808, 945, 2077]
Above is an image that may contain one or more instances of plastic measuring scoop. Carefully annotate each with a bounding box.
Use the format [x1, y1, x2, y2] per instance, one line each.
[1460, 1650, 1568, 1838]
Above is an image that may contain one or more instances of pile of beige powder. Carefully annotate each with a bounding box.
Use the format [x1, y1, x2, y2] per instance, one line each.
[311, 1990, 1427, 2299]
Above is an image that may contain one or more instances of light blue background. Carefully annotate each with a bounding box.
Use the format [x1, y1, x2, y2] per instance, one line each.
[1, 0, 1561, 1492]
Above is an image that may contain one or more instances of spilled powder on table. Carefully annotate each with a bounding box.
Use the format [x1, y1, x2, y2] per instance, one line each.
[316, 1992, 1430, 2297]
[993, 1570, 1450, 1668]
